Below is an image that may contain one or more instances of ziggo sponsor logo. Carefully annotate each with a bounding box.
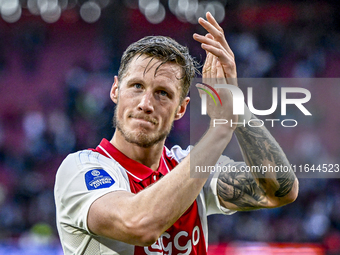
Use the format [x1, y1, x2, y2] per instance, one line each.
[144, 226, 200, 255]
[199, 84, 312, 127]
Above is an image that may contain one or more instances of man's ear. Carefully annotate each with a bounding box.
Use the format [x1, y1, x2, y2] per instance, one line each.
[110, 76, 119, 104]
[174, 97, 190, 120]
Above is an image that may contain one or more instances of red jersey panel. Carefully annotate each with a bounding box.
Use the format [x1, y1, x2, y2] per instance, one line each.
[94, 139, 207, 254]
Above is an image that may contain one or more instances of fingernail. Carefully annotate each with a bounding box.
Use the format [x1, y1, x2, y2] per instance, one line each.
[199, 17, 206, 23]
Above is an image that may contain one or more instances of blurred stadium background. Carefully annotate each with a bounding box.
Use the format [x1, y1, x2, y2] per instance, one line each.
[0, 0, 339, 254]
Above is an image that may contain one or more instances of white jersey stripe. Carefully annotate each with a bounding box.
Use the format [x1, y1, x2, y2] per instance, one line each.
[161, 155, 171, 173]
[98, 145, 143, 182]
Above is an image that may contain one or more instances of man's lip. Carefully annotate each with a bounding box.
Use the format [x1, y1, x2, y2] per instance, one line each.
[134, 117, 151, 123]
[131, 116, 157, 125]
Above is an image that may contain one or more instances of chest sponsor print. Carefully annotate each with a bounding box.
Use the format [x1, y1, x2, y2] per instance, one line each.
[85, 169, 115, 190]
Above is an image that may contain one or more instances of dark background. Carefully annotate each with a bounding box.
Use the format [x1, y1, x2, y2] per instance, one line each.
[0, 0, 339, 254]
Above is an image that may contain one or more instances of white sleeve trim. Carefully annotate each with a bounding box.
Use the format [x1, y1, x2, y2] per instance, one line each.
[210, 171, 237, 215]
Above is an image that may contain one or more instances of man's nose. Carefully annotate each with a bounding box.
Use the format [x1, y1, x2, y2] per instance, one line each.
[137, 92, 154, 113]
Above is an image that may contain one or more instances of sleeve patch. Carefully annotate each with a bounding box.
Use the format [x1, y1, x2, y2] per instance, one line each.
[85, 169, 115, 190]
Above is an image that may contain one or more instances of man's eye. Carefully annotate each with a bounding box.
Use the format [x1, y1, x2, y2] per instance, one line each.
[159, 90, 168, 97]
[134, 84, 142, 89]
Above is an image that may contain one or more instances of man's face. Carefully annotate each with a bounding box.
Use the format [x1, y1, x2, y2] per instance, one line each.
[111, 55, 189, 148]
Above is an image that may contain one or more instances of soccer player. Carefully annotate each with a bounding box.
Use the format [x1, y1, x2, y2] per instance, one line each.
[54, 12, 298, 254]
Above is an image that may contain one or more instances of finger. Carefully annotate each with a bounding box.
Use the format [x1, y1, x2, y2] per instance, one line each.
[203, 34, 211, 56]
[203, 53, 213, 79]
[193, 33, 218, 45]
[193, 32, 215, 56]
[196, 33, 236, 80]
[211, 55, 218, 80]
[216, 60, 227, 84]
[206, 33, 214, 40]
[206, 12, 223, 35]
[193, 33, 228, 56]
[198, 17, 230, 54]
[202, 42, 233, 65]
[203, 45, 237, 82]
[203, 52, 213, 72]
[204, 33, 214, 56]
[198, 15, 234, 58]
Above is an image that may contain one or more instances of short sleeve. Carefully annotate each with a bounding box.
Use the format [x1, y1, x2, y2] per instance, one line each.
[203, 155, 238, 216]
[54, 151, 130, 234]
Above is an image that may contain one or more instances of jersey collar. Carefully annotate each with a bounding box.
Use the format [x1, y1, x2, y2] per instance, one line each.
[95, 139, 171, 182]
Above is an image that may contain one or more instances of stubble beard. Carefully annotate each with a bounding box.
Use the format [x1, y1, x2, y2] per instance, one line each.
[113, 107, 173, 148]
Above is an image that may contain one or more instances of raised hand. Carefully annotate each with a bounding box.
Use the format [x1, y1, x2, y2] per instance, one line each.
[193, 12, 237, 86]
[197, 51, 238, 130]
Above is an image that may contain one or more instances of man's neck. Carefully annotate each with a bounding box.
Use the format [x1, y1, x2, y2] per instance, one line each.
[110, 132, 165, 171]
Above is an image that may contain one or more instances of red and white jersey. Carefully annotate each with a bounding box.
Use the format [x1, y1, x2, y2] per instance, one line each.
[54, 139, 236, 255]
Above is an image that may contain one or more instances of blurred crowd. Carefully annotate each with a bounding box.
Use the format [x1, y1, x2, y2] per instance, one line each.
[0, 1, 340, 254]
